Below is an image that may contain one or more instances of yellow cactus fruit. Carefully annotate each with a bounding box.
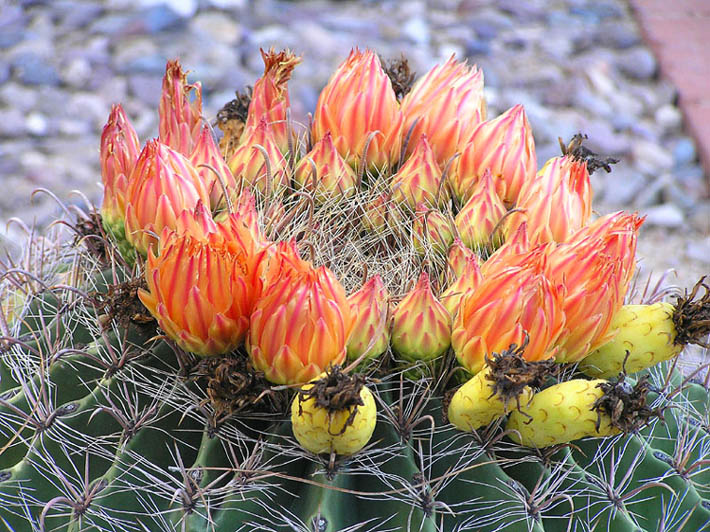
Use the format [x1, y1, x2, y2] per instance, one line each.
[579, 279, 709, 378]
[448, 340, 554, 432]
[506, 375, 659, 448]
[291, 369, 377, 456]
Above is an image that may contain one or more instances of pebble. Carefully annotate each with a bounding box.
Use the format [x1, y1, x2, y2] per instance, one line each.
[686, 238, 710, 264]
[642, 203, 685, 228]
[616, 47, 657, 80]
[632, 139, 674, 174]
[672, 137, 697, 167]
[25, 113, 49, 136]
[12, 53, 61, 86]
[655, 104, 683, 131]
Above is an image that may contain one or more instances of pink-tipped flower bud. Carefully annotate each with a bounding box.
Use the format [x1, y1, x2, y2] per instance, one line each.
[124, 140, 210, 256]
[346, 275, 391, 362]
[440, 256, 482, 319]
[100, 104, 140, 239]
[509, 156, 592, 244]
[242, 48, 301, 154]
[391, 135, 447, 211]
[313, 49, 403, 171]
[453, 104, 535, 206]
[190, 125, 239, 209]
[391, 272, 451, 362]
[454, 170, 508, 251]
[401, 55, 485, 165]
[412, 204, 455, 256]
[293, 132, 358, 203]
[159, 59, 203, 156]
[446, 237, 480, 280]
[227, 118, 288, 196]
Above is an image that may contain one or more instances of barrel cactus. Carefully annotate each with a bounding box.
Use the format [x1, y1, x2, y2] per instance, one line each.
[1, 48, 710, 532]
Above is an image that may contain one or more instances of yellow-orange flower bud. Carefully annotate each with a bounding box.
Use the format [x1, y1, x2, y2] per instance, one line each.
[401, 55, 485, 165]
[452, 256, 565, 374]
[412, 204, 455, 256]
[293, 132, 358, 203]
[446, 237, 480, 280]
[248, 263, 351, 385]
[227, 118, 288, 196]
[124, 140, 210, 255]
[312, 49, 403, 171]
[453, 104, 535, 206]
[361, 192, 406, 236]
[100, 104, 140, 238]
[391, 272, 451, 362]
[440, 256, 482, 319]
[159, 59, 203, 156]
[242, 48, 301, 154]
[454, 170, 508, 251]
[138, 213, 261, 356]
[346, 275, 390, 362]
[190, 125, 238, 209]
[391, 135, 447, 210]
[509, 156, 592, 244]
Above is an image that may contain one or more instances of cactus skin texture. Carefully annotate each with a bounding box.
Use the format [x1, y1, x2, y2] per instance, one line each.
[579, 302, 682, 378]
[506, 379, 620, 448]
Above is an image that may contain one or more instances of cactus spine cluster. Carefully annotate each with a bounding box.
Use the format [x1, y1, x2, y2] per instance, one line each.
[1, 48, 709, 531]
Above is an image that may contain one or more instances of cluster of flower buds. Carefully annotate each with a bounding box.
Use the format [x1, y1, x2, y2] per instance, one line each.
[100, 48, 644, 397]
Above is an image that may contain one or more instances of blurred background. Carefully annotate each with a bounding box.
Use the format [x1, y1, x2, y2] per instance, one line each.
[0, 0, 708, 289]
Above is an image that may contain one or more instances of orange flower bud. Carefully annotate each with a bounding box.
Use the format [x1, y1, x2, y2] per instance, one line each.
[100, 104, 140, 232]
[189, 125, 238, 209]
[312, 49, 403, 170]
[159, 59, 203, 156]
[440, 256, 482, 318]
[412, 204, 455, 256]
[124, 140, 210, 255]
[453, 104, 535, 206]
[391, 272, 451, 362]
[138, 214, 261, 357]
[391, 135, 447, 210]
[227, 118, 288, 196]
[509, 156, 592, 244]
[347, 275, 390, 362]
[293, 132, 358, 203]
[446, 237, 480, 280]
[546, 239, 624, 363]
[452, 256, 565, 374]
[454, 170, 508, 251]
[401, 55, 485, 165]
[248, 263, 351, 385]
[361, 192, 406, 236]
[242, 48, 301, 153]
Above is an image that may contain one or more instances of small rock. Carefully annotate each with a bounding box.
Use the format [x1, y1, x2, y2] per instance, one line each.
[643, 203, 685, 228]
[403, 17, 430, 45]
[25, 113, 49, 136]
[57, 119, 91, 136]
[687, 204, 710, 233]
[464, 38, 491, 57]
[0, 108, 27, 137]
[672, 137, 697, 167]
[599, 168, 647, 206]
[654, 104, 683, 131]
[0, 82, 38, 111]
[0, 62, 9, 85]
[54, 1, 104, 31]
[192, 12, 243, 45]
[616, 47, 656, 80]
[206, 0, 247, 8]
[128, 75, 163, 106]
[686, 238, 710, 265]
[12, 53, 61, 86]
[633, 174, 671, 207]
[596, 21, 639, 49]
[60, 57, 93, 88]
[134, 5, 186, 34]
[583, 119, 631, 156]
[632, 139, 673, 174]
[137, 0, 197, 18]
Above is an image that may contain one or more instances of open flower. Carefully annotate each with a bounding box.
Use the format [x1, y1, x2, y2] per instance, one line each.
[100, 104, 140, 237]
[124, 140, 210, 255]
[158, 59, 203, 156]
[313, 49, 403, 171]
[452, 254, 565, 374]
[138, 212, 261, 356]
[401, 55, 485, 165]
[248, 263, 352, 385]
[452, 104, 535, 206]
[293, 132, 358, 203]
[242, 48, 301, 154]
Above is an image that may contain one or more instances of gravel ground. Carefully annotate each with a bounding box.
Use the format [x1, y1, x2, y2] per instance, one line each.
[0, 0, 707, 311]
